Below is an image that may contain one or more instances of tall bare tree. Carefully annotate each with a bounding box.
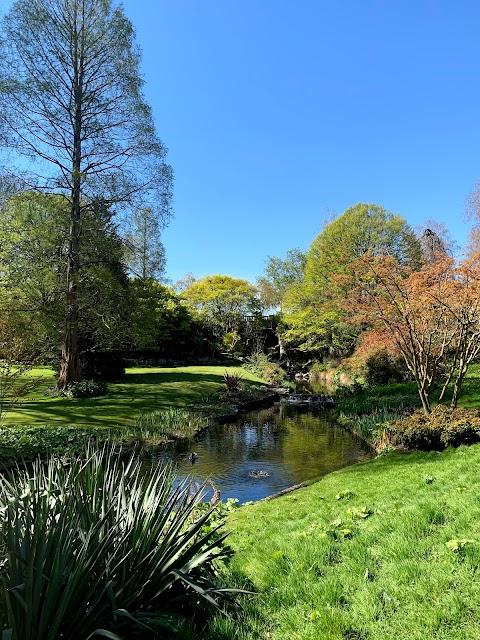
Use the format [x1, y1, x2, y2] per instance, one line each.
[0, 0, 172, 388]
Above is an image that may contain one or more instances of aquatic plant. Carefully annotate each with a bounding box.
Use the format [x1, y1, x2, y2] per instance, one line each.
[135, 407, 208, 439]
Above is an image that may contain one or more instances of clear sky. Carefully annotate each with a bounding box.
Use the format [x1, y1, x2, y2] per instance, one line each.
[3, 0, 480, 283]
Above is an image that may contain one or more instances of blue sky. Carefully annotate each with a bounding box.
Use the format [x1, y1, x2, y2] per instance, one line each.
[2, 0, 480, 283]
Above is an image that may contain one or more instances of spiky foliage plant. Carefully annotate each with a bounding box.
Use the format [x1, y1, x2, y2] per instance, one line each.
[0, 445, 232, 639]
[223, 371, 243, 393]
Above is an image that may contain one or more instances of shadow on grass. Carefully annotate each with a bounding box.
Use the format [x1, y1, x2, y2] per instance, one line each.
[182, 570, 264, 640]
[123, 369, 267, 387]
[5, 367, 267, 428]
[124, 371, 227, 385]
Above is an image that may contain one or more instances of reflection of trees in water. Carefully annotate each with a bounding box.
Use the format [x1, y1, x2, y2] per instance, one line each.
[199, 405, 367, 479]
[144, 404, 372, 504]
[203, 411, 285, 461]
[281, 423, 366, 480]
[155, 404, 370, 494]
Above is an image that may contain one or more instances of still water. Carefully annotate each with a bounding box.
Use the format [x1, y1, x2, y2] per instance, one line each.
[147, 403, 372, 504]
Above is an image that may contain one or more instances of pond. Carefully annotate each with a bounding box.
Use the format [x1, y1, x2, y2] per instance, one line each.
[147, 403, 372, 504]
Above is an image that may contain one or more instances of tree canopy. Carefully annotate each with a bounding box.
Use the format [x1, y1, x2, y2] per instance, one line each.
[126, 207, 167, 280]
[182, 275, 261, 337]
[129, 279, 194, 356]
[282, 203, 421, 358]
[0, 191, 131, 364]
[257, 248, 306, 311]
[0, 0, 172, 387]
[346, 250, 480, 413]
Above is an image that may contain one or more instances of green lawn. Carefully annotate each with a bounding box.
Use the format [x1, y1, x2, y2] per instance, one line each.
[5, 363, 480, 639]
[4, 365, 266, 427]
[192, 367, 480, 639]
[202, 444, 480, 640]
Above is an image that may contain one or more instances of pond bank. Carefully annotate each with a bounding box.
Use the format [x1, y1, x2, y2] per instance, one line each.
[200, 443, 480, 639]
[214, 389, 281, 425]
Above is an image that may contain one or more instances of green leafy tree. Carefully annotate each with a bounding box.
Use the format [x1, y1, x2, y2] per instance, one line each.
[257, 248, 306, 311]
[182, 275, 262, 351]
[256, 248, 306, 358]
[0, 0, 172, 388]
[130, 279, 194, 357]
[125, 207, 167, 280]
[283, 203, 421, 359]
[0, 192, 131, 367]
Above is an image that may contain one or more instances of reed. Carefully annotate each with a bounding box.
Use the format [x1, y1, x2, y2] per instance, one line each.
[135, 407, 209, 439]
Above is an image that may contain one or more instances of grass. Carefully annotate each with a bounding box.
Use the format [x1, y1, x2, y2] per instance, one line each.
[332, 382, 422, 444]
[2, 364, 480, 636]
[335, 381, 421, 415]
[333, 365, 480, 443]
[135, 406, 209, 439]
[2, 365, 267, 428]
[199, 444, 480, 640]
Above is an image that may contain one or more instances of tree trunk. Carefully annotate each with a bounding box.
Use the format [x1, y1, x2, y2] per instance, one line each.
[450, 378, 462, 409]
[278, 332, 286, 358]
[438, 366, 455, 402]
[57, 259, 81, 388]
[415, 373, 431, 415]
[57, 197, 82, 389]
[57, 17, 83, 390]
[418, 388, 432, 415]
[450, 359, 467, 409]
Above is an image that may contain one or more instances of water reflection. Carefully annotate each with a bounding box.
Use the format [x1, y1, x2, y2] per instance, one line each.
[147, 404, 371, 504]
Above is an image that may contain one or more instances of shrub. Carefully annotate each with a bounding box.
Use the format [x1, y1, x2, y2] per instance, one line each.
[60, 379, 108, 398]
[334, 380, 367, 397]
[364, 350, 409, 386]
[0, 445, 234, 639]
[389, 405, 480, 450]
[0, 424, 110, 460]
[243, 353, 287, 386]
[309, 360, 338, 378]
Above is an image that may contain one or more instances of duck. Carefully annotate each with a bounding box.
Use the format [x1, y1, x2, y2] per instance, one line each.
[248, 469, 270, 478]
[188, 452, 199, 463]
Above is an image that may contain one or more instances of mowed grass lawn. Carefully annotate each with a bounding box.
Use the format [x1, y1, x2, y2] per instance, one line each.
[4, 366, 267, 427]
[5, 363, 480, 639]
[204, 445, 480, 640]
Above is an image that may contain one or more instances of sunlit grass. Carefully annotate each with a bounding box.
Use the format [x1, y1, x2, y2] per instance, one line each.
[3, 365, 267, 428]
[333, 364, 480, 443]
[202, 444, 480, 639]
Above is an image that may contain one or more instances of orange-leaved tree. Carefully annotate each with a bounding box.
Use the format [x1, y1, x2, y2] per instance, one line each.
[434, 252, 480, 407]
[345, 251, 480, 413]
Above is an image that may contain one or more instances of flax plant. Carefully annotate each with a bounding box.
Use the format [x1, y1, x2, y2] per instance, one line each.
[0, 445, 232, 639]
